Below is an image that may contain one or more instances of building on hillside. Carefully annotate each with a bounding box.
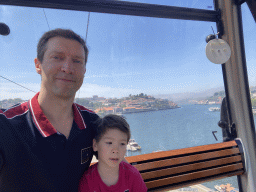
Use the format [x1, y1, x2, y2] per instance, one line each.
[123, 107, 136, 113]
[113, 107, 123, 114]
[102, 107, 114, 114]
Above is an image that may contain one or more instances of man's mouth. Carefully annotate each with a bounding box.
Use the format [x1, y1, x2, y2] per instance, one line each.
[57, 78, 74, 82]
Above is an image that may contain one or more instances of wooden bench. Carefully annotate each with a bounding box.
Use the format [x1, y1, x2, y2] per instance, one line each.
[126, 140, 245, 191]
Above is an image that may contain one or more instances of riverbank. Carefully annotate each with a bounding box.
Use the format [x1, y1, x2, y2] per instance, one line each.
[121, 106, 181, 114]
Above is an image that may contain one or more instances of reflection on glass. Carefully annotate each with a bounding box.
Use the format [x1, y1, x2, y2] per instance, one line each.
[242, 4, 256, 120]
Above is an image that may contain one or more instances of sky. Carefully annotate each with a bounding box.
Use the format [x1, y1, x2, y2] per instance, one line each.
[0, 0, 255, 100]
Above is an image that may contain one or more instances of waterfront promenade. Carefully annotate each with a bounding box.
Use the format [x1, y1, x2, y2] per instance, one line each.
[169, 184, 214, 192]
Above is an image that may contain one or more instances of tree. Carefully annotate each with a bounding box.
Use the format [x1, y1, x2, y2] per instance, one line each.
[251, 98, 256, 107]
[139, 93, 144, 97]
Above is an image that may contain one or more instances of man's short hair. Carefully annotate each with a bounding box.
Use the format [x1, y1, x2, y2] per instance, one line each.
[37, 28, 89, 64]
[93, 114, 131, 159]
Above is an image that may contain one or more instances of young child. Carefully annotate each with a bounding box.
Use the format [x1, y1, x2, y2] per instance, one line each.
[79, 114, 147, 192]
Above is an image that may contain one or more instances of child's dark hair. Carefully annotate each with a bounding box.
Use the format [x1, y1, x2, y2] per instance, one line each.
[93, 114, 131, 159]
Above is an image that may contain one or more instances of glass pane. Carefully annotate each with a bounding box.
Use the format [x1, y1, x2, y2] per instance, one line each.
[242, 4, 256, 119]
[0, 3, 239, 191]
[242, 3, 256, 191]
[118, 0, 214, 10]
[85, 12, 223, 150]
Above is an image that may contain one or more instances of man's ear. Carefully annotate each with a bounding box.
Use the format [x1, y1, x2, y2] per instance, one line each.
[83, 67, 86, 75]
[93, 139, 98, 152]
[34, 58, 42, 74]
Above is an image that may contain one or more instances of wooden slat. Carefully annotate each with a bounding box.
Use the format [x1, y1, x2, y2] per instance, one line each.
[145, 163, 244, 189]
[149, 170, 244, 191]
[141, 155, 242, 180]
[134, 148, 240, 171]
[126, 141, 238, 164]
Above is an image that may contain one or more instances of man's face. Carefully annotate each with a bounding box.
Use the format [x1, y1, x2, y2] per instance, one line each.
[35, 37, 86, 99]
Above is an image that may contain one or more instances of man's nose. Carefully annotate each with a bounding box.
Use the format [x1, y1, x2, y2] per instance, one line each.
[61, 58, 74, 74]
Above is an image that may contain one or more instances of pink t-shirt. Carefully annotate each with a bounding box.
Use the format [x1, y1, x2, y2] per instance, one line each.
[79, 162, 147, 192]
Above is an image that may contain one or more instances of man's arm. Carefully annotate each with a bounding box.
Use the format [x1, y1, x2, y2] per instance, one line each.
[0, 116, 6, 173]
[0, 153, 3, 173]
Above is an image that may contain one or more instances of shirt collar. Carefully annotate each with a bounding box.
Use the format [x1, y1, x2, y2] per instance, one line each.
[29, 92, 86, 137]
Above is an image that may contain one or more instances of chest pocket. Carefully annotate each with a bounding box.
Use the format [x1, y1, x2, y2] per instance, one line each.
[81, 146, 93, 164]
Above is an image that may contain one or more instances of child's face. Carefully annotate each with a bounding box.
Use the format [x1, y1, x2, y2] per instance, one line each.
[93, 128, 128, 168]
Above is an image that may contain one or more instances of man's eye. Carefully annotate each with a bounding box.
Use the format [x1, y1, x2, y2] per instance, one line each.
[53, 56, 60, 60]
[106, 142, 112, 145]
[74, 60, 82, 63]
[121, 143, 126, 146]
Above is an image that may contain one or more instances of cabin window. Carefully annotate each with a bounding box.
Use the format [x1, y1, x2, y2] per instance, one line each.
[242, 3, 256, 121]
[0, 1, 240, 190]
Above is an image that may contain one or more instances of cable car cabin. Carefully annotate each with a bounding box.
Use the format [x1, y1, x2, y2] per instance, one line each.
[1, 0, 256, 191]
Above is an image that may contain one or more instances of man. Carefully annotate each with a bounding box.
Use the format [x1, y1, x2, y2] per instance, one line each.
[0, 29, 99, 191]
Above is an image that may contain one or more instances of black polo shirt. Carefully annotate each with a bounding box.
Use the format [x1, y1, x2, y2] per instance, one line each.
[0, 93, 99, 192]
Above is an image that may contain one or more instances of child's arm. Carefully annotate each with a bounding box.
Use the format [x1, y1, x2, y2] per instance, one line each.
[131, 173, 147, 192]
[129, 165, 148, 192]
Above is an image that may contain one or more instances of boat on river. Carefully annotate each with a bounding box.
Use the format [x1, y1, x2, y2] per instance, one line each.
[127, 139, 141, 151]
[126, 145, 137, 151]
[209, 107, 220, 112]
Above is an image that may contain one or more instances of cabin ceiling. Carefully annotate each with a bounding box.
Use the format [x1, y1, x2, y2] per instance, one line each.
[0, 0, 255, 23]
[246, 0, 256, 22]
[0, 0, 218, 22]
